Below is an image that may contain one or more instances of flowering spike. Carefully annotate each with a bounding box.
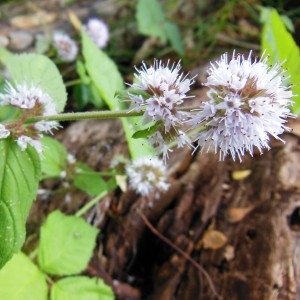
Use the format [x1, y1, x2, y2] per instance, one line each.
[128, 59, 195, 159]
[188, 51, 294, 161]
[0, 82, 61, 153]
[83, 18, 109, 49]
[126, 157, 169, 197]
[53, 32, 78, 62]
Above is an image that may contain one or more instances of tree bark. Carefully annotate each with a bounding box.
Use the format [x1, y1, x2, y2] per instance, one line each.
[57, 118, 300, 300]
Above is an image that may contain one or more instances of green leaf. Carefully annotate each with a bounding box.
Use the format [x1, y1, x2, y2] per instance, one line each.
[132, 123, 158, 139]
[7, 53, 67, 112]
[136, 0, 167, 42]
[81, 31, 124, 109]
[74, 171, 108, 196]
[0, 252, 48, 300]
[90, 82, 105, 108]
[38, 210, 99, 275]
[164, 21, 184, 55]
[261, 8, 300, 114]
[122, 117, 155, 158]
[40, 137, 67, 179]
[51, 276, 115, 300]
[0, 138, 41, 269]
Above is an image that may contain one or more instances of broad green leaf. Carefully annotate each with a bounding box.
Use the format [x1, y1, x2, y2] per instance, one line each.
[81, 31, 154, 158]
[81, 31, 124, 109]
[164, 21, 184, 55]
[40, 137, 67, 179]
[107, 176, 117, 193]
[7, 53, 67, 112]
[0, 252, 47, 300]
[0, 138, 40, 269]
[261, 8, 300, 114]
[51, 276, 115, 300]
[74, 172, 107, 196]
[136, 0, 167, 42]
[90, 82, 105, 108]
[38, 210, 99, 275]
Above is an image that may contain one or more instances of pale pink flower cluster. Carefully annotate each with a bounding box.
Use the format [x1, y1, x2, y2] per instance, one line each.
[83, 18, 109, 49]
[0, 82, 60, 153]
[128, 60, 195, 161]
[53, 32, 78, 62]
[129, 52, 293, 162]
[188, 52, 293, 161]
[126, 157, 169, 197]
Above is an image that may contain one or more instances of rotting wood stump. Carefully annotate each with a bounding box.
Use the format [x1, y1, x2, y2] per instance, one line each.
[32, 118, 300, 300]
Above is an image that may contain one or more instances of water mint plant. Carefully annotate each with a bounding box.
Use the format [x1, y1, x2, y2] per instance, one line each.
[0, 1, 294, 300]
[0, 47, 294, 274]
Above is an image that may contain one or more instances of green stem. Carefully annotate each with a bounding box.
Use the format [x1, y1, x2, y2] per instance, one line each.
[28, 109, 143, 123]
[65, 79, 82, 87]
[27, 106, 199, 123]
[28, 247, 39, 260]
[75, 190, 108, 217]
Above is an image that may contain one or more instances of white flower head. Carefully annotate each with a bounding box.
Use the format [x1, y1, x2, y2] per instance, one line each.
[128, 60, 195, 160]
[0, 82, 43, 109]
[0, 81, 61, 152]
[83, 18, 109, 49]
[126, 157, 169, 197]
[53, 31, 78, 62]
[189, 51, 294, 161]
[0, 82, 57, 114]
[129, 60, 195, 132]
[17, 135, 43, 153]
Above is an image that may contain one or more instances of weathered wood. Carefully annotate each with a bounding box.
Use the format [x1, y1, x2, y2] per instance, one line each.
[58, 119, 300, 300]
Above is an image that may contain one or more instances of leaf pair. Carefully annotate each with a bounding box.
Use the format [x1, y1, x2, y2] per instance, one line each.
[0, 211, 114, 300]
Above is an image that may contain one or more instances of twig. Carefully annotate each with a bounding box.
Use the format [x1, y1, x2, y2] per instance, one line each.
[138, 210, 220, 299]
